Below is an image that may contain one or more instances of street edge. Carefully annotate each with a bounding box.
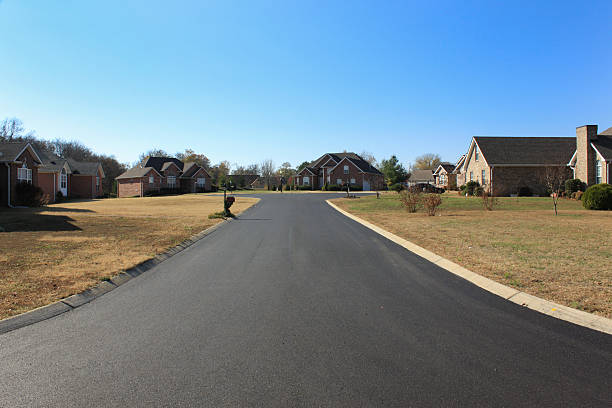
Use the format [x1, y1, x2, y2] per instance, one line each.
[0, 201, 258, 336]
[326, 199, 612, 335]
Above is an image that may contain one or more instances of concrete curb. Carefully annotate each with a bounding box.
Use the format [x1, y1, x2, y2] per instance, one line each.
[0, 217, 235, 336]
[326, 200, 612, 335]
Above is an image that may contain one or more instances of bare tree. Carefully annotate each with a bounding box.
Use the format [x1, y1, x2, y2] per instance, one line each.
[135, 149, 169, 167]
[176, 149, 211, 169]
[413, 153, 442, 170]
[541, 166, 569, 216]
[260, 159, 275, 190]
[360, 151, 377, 167]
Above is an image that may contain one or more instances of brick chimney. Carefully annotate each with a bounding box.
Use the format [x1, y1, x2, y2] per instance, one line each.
[575, 125, 598, 184]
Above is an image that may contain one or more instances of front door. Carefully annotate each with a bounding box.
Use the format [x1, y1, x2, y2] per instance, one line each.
[60, 169, 68, 196]
[363, 180, 370, 191]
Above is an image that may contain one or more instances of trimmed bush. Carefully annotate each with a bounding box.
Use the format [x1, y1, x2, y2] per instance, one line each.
[565, 178, 586, 196]
[297, 185, 312, 190]
[461, 181, 480, 196]
[390, 183, 404, 193]
[582, 183, 612, 210]
[15, 181, 48, 207]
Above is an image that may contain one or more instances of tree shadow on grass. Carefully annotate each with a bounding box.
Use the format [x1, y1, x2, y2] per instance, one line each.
[0, 208, 90, 232]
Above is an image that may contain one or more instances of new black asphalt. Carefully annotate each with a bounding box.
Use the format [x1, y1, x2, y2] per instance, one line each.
[0, 194, 610, 407]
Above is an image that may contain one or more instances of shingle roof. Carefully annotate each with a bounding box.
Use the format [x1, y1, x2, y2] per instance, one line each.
[592, 135, 612, 160]
[316, 153, 381, 174]
[143, 156, 184, 172]
[439, 162, 455, 172]
[0, 141, 31, 162]
[67, 159, 103, 176]
[408, 169, 434, 183]
[600, 127, 612, 136]
[38, 150, 69, 173]
[116, 167, 156, 179]
[474, 137, 575, 165]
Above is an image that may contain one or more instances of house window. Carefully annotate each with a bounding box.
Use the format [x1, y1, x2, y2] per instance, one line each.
[60, 168, 67, 188]
[350, 178, 356, 184]
[327, 175, 330, 183]
[482, 169, 486, 185]
[149, 176, 154, 184]
[167, 176, 176, 188]
[303, 176, 310, 185]
[343, 165, 349, 174]
[440, 174, 445, 184]
[474, 145, 479, 161]
[595, 160, 602, 184]
[337, 178, 342, 185]
[17, 164, 32, 183]
[96, 176, 100, 187]
[197, 177, 206, 187]
[469, 171, 473, 181]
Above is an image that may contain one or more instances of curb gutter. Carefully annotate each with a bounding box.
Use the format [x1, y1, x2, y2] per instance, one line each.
[326, 200, 612, 335]
[0, 218, 234, 336]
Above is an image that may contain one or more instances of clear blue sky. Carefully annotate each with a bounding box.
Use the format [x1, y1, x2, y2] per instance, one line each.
[1, 0, 610, 169]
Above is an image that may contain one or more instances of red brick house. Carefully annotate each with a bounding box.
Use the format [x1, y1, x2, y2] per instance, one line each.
[116, 156, 211, 197]
[37, 152, 105, 202]
[294, 153, 384, 190]
[569, 125, 612, 185]
[0, 141, 43, 206]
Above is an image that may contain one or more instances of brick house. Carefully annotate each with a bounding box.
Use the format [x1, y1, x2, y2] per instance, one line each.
[294, 153, 384, 190]
[0, 141, 43, 206]
[432, 162, 457, 190]
[568, 125, 612, 185]
[37, 152, 105, 202]
[452, 154, 467, 187]
[116, 156, 211, 197]
[462, 136, 575, 196]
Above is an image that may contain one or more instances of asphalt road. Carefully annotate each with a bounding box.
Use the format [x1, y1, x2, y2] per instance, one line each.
[1, 193, 610, 407]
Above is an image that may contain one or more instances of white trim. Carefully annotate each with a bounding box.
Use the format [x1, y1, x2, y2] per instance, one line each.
[13, 143, 43, 164]
[161, 161, 181, 173]
[567, 150, 577, 166]
[299, 167, 316, 176]
[590, 142, 607, 162]
[329, 156, 365, 174]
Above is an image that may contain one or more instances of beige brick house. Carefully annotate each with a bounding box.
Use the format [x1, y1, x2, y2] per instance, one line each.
[569, 125, 612, 185]
[294, 153, 384, 190]
[116, 156, 211, 197]
[432, 162, 457, 190]
[462, 136, 575, 196]
[452, 154, 467, 187]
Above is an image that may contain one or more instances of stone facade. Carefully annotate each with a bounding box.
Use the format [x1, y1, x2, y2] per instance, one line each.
[574, 125, 598, 185]
[462, 143, 491, 191]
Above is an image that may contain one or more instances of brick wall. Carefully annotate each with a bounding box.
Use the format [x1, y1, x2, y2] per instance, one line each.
[491, 166, 572, 196]
[118, 179, 142, 197]
[575, 125, 597, 185]
[38, 172, 57, 202]
[10, 148, 40, 205]
[70, 175, 96, 198]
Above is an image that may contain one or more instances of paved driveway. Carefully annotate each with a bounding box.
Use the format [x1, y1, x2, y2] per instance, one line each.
[0, 193, 610, 407]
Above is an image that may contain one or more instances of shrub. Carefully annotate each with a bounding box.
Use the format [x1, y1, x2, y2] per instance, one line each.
[458, 184, 466, 195]
[15, 181, 47, 207]
[462, 181, 480, 196]
[582, 183, 612, 210]
[565, 178, 586, 196]
[422, 193, 442, 216]
[573, 191, 583, 200]
[390, 183, 404, 193]
[297, 185, 312, 190]
[517, 186, 532, 197]
[481, 190, 498, 211]
[326, 184, 341, 191]
[408, 183, 445, 194]
[342, 184, 362, 192]
[399, 191, 421, 213]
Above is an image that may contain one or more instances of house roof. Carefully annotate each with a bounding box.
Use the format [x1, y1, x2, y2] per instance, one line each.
[452, 154, 466, 174]
[68, 159, 104, 177]
[116, 167, 158, 179]
[473, 136, 575, 165]
[317, 152, 381, 174]
[433, 162, 455, 175]
[408, 169, 434, 182]
[600, 126, 612, 136]
[0, 141, 43, 164]
[142, 156, 184, 172]
[592, 135, 612, 160]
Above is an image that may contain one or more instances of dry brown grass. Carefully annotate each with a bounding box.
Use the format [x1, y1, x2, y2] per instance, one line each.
[333, 193, 612, 318]
[0, 194, 258, 319]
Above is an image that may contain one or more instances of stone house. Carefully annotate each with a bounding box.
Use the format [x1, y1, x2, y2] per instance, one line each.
[432, 162, 457, 190]
[294, 153, 384, 190]
[462, 136, 575, 196]
[115, 156, 211, 197]
[569, 125, 612, 185]
[452, 154, 467, 187]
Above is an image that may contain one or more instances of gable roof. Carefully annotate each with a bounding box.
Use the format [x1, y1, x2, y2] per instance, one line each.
[142, 156, 184, 172]
[0, 141, 43, 164]
[600, 126, 612, 136]
[327, 153, 382, 174]
[592, 135, 612, 161]
[408, 169, 434, 183]
[38, 150, 71, 173]
[68, 159, 105, 177]
[452, 154, 466, 174]
[433, 162, 455, 175]
[472, 136, 575, 166]
[116, 166, 160, 180]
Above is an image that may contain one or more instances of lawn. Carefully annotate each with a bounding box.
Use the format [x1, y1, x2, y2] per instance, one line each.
[0, 194, 258, 319]
[332, 192, 612, 318]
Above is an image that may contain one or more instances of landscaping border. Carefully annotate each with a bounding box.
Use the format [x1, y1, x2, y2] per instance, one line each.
[0, 215, 239, 336]
[326, 199, 612, 335]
